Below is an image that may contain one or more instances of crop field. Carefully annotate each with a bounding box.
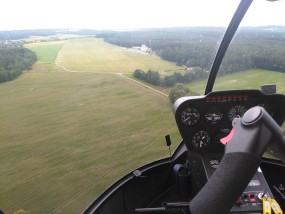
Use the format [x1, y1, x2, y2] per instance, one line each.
[0, 45, 181, 213]
[57, 38, 182, 73]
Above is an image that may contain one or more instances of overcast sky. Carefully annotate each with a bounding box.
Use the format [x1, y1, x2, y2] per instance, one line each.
[0, 0, 284, 31]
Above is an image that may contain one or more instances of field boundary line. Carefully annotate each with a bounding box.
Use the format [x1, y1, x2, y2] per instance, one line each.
[55, 57, 168, 97]
[55, 44, 168, 97]
[117, 73, 168, 97]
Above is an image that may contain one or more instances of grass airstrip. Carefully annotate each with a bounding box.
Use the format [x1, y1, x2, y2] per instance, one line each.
[0, 39, 182, 213]
[25, 41, 64, 64]
[56, 38, 182, 73]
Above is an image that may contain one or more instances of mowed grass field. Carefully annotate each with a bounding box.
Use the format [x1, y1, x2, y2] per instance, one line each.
[57, 38, 182, 73]
[0, 40, 181, 213]
[188, 69, 285, 95]
[25, 41, 65, 72]
[0, 72, 181, 213]
[25, 41, 64, 64]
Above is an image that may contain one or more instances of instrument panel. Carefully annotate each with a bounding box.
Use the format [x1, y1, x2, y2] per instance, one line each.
[173, 90, 285, 152]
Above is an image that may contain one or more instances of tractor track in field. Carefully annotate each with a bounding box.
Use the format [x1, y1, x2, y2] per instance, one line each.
[7, 125, 172, 213]
[46, 127, 172, 214]
[117, 73, 168, 97]
[5, 104, 174, 212]
[4, 49, 174, 212]
[2, 59, 169, 195]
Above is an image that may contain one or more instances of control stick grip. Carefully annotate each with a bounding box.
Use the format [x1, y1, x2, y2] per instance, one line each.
[189, 106, 284, 214]
[189, 152, 260, 214]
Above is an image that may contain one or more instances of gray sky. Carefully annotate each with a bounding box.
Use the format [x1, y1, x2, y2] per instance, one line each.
[0, 0, 284, 31]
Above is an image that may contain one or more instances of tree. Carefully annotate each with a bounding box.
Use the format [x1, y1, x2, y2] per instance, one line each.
[173, 72, 184, 83]
[133, 69, 145, 80]
[0, 47, 37, 83]
[164, 75, 175, 87]
[145, 70, 160, 85]
[169, 83, 190, 104]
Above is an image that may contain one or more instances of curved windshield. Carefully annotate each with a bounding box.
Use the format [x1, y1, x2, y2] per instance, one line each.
[215, 0, 285, 94]
[215, 0, 285, 151]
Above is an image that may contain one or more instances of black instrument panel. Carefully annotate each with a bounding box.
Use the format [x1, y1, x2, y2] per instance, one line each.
[173, 90, 285, 152]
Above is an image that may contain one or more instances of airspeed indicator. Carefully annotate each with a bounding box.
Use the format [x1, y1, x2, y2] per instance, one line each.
[181, 107, 200, 126]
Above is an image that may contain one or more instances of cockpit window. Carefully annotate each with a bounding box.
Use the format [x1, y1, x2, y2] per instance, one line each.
[215, 0, 285, 157]
[0, 1, 284, 213]
[214, 0, 285, 95]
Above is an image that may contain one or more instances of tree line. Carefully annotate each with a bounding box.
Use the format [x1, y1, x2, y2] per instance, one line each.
[100, 27, 285, 75]
[133, 67, 208, 87]
[132, 69, 198, 103]
[0, 47, 37, 83]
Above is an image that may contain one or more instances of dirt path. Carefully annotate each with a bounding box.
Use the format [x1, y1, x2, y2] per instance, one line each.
[55, 52, 168, 97]
[117, 73, 168, 97]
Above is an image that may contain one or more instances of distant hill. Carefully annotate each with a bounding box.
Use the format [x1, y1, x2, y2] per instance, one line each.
[0, 29, 104, 41]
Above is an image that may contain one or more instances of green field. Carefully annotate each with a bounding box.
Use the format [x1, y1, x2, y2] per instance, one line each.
[25, 41, 64, 64]
[57, 38, 182, 73]
[0, 72, 181, 213]
[188, 69, 285, 95]
[1, 39, 183, 213]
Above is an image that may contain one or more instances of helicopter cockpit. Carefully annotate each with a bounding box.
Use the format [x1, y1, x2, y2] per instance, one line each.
[85, 0, 285, 213]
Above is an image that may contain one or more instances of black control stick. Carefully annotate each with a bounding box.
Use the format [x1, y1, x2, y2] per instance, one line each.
[189, 106, 285, 214]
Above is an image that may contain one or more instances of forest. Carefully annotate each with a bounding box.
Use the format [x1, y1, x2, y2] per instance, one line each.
[99, 26, 285, 76]
[0, 47, 37, 83]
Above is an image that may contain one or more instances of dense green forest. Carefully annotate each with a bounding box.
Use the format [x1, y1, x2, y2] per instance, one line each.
[99, 27, 285, 76]
[0, 48, 37, 83]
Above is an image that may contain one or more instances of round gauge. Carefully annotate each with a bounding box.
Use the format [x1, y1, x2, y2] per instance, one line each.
[228, 105, 247, 121]
[192, 131, 211, 149]
[209, 159, 220, 169]
[205, 107, 223, 124]
[181, 107, 200, 126]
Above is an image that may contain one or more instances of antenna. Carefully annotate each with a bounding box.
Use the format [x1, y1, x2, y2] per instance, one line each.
[165, 135, 172, 161]
[261, 84, 276, 95]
